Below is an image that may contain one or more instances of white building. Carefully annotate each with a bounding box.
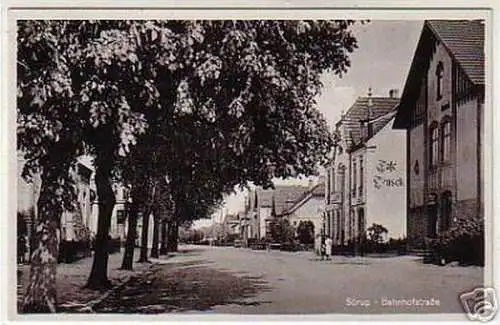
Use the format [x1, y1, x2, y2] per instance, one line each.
[282, 182, 325, 238]
[244, 185, 311, 240]
[364, 113, 407, 240]
[324, 89, 407, 245]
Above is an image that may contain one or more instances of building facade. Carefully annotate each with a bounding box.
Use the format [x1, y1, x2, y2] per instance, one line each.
[324, 91, 406, 245]
[243, 185, 312, 241]
[393, 20, 485, 249]
[17, 154, 94, 260]
[281, 182, 325, 238]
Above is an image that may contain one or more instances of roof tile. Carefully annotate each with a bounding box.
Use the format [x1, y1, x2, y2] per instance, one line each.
[427, 20, 485, 85]
[341, 97, 399, 146]
[254, 185, 311, 215]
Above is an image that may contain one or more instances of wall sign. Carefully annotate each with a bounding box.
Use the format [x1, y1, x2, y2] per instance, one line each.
[373, 160, 404, 190]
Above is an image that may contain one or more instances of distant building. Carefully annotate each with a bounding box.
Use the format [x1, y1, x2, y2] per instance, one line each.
[222, 213, 241, 238]
[61, 161, 93, 242]
[243, 185, 311, 241]
[89, 180, 131, 241]
[17, 154, 94, 259]
[281, 182, 325, 238]
[324, 90, 406, 245]
[393, 20, 485, 249]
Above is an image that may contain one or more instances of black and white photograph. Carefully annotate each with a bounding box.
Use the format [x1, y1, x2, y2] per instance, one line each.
[3, 3, 497, 323]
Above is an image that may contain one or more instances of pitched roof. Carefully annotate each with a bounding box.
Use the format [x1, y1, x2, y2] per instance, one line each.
[311, 182, 325, 197]
[427, 20, 485, 85]
[282, 182, 325, 215]
[254, 185, 310, 215]
[341, 97, 399, 147]
[394, 20, 485, 129]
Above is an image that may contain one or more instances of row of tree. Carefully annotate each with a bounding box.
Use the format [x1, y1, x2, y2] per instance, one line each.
[17, 19, 360, 312]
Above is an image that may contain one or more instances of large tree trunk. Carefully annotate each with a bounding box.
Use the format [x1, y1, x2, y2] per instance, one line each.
[137, 208, 151, 263]
[167, 220, 178, 252]
[159, 219, 168, 255]
[85, 159, 115, 290]
[22, 169, 61, 313]
[138, 181, 157, 263]
[150, 212, 160, 258]
[120, 200, 138, 271]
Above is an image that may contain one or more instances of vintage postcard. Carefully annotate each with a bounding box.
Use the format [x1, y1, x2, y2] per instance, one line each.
[2, 1, 498, 324]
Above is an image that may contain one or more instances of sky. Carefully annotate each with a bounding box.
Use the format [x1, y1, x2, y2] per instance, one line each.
[194, 20, 424, 228]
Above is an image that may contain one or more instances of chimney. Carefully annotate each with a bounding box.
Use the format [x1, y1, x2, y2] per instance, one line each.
[389, 89, 399, 98]
[361, 87, 374, 139]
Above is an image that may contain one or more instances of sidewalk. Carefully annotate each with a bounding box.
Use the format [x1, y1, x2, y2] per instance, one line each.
[17, 248, 156, 312]
[237, 245, 424, 264]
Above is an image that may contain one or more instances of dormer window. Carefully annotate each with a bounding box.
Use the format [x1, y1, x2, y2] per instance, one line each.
[436, 62, 444, 100]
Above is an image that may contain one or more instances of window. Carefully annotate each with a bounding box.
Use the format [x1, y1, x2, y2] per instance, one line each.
[358, 208, 365, 235]
[352, 160, 357, 198]
[326, 169, 331, 204]
[336, 211, 341, 241]
[326, 212, 331, 236]
[436, 62, 444, 100]
[123, 188, 130, 202]
[331, 168, 335, 193]
[430, 124, 439, 167]
[359, 158, 364, 197]
[337, 165, 344, 195]
[117, 210, 126, 224]
[441, 120, 451, 162]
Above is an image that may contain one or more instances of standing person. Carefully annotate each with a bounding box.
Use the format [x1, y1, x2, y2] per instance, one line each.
[314, 234, 321, 258]
[320, 236, 326, 261]
[325, 236, 333, 260]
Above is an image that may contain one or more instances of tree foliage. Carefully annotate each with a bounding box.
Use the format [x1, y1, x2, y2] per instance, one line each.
[297, 220, 315, 244]
[270, 218, 295, 244]
[367, 223, 389, 244]
[17, 19, 360, 310]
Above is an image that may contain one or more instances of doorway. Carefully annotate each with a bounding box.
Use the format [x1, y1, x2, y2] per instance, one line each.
[440, 191, 452, 232]
[427, 204, 438, 238]
[357, 208, 365, 237]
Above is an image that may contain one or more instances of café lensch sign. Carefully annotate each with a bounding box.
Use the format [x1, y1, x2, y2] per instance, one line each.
[373, 160, 404, 190]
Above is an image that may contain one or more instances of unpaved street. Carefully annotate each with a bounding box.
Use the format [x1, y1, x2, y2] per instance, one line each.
[93, 245, 483, 315]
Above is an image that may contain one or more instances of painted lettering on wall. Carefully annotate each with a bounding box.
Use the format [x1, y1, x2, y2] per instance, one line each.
[373, 160, 404, 190]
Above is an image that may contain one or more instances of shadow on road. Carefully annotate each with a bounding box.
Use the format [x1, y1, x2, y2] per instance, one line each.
[93, 262, 273, 314]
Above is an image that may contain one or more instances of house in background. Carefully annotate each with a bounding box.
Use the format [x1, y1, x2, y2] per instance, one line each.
[222, 213, 241, 239]
[90, 180, 133, 243]
[364, 109, 407, 240]
[244, 185, 312, 241]
[324, 90, 405, 245]
[393, 20, 485, 249]
[17, 154, 94, 261]
[281, 181, 325, 238]
[60, 161, 93, 242]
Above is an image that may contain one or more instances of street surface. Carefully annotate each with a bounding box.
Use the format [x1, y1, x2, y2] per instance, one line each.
[93, 245, 483, 314]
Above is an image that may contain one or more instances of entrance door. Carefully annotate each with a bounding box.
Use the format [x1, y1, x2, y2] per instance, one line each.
[427, 204, 438, 238]
[358, 208, 365, 238]
[440, 191, 452, 232]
